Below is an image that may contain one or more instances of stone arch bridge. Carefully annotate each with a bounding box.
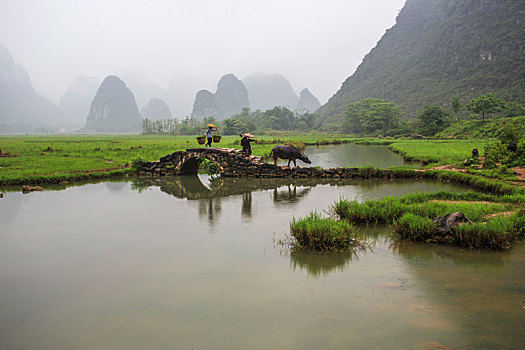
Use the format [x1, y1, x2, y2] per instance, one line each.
[139, 147, 362, 178]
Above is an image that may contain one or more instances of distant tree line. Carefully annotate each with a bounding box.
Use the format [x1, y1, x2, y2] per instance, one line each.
[141, 106, 317, 135]
[142, 93, 525, 138]
[220, 107, 316, 135]
[339, 93, 525, 137]
[141, 116, 216, 135]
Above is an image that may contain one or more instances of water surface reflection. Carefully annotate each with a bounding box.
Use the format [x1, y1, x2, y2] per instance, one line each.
[0, 177, 523, 349]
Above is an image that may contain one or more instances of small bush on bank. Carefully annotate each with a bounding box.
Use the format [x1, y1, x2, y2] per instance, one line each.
[131, 157, 147, 171]
[289, 212, 362, 252]
[483, 139, 525, 169]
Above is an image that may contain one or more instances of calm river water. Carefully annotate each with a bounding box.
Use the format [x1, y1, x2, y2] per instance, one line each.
[0, 145, 523, 349]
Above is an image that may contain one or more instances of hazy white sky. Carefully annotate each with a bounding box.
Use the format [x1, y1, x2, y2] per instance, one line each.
[0, 0, 406, 104]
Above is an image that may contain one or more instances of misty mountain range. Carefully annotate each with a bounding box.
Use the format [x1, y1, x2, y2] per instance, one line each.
[0, 42, 321, 132]
[2, 0, 524, 133]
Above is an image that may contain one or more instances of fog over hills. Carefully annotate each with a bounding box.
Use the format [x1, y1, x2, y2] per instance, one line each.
[140, 98, 172, 121]
[116, 69, 166, 110]
[59, 75, 100, 128]
[192, 74, 249, 120]
[0, 43, 65, 132]
[0, 0, 406, 111]
[242, 73, 298, 111]
[297, 88, 321, 114]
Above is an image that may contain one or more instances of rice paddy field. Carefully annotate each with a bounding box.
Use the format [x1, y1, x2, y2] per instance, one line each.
[0, 133, 495, 185]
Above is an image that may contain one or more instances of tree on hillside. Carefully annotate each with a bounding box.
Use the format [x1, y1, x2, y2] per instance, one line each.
[451, 97, 461, 114]
[467, 93, 506, 122]
[418, 105, 451, 136]
[342, 98, 400, 135]
[504, 101, 525, 118]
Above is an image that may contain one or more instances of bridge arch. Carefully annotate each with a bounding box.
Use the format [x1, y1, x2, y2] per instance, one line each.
[177, 152, 225, 175]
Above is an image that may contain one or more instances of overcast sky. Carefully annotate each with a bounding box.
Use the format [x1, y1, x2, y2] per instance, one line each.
[0, 0, 406, 105]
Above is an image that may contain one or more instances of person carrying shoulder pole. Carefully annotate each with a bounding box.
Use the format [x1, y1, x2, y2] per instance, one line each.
[240, 132, 256, 156]
[205, 124, 216, 148]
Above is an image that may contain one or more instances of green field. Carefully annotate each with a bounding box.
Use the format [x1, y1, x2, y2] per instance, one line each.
[355, 139, 489, 165]
[0, 133, 358, 185]
[387, 139, 488, 165]
[0, 133, 509, 185]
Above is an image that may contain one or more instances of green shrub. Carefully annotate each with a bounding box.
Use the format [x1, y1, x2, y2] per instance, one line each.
[484, 139, 525, 169]
[455, 216, 515, 250]
[289, 212, 361, 252]
[131, 157, 147, 171]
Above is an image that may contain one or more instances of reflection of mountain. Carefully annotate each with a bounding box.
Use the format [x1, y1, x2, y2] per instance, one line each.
[392, 243, 524, 349]
[290, 250, 360, 278]
[105, 182, 127, 193]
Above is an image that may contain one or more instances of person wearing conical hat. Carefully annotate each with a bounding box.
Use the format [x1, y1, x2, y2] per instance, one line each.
[205, 124, 216, 148]
[240, 132, 256, 156]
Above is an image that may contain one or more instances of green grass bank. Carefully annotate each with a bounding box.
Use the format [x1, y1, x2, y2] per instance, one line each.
[332, 191, 525, 250]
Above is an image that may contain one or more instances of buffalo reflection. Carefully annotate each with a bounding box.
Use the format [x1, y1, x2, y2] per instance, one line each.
[272, 185, 311, 205]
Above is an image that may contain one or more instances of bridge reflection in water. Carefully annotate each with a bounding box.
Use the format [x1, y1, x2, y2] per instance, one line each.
[131, 175, 317, 221]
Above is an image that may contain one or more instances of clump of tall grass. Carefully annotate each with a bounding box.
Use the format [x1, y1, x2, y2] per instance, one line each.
[392, 212, 523, 250]
[289, 212, 363, 252]
[333, 197, 407, 224]
[357, 165, 377, 178]
[332, 191, 524, 250]
[392, 213, 435, 241]
[334, 193, 514, 224]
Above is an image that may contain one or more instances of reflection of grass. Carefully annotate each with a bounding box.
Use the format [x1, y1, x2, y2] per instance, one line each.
[333, 191, 525, 250]
[392, 241, 509, 269]
[289, 212, 364, 252]
[290, 250, 360, 277]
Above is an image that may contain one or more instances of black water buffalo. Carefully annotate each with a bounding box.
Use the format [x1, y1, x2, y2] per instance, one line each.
[270, 145, 311, 168]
